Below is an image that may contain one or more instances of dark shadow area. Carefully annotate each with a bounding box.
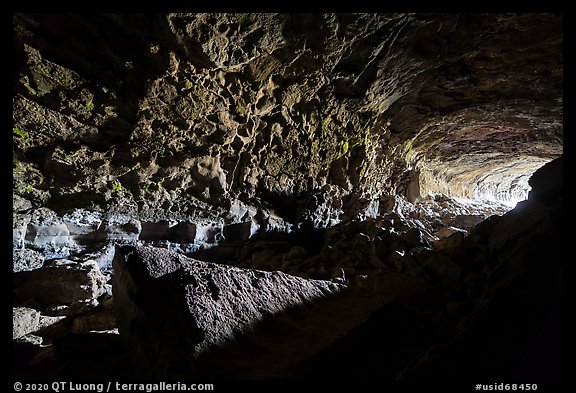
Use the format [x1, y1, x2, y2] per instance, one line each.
[191, 225, 326, 265]
[13, 332, 132, 380]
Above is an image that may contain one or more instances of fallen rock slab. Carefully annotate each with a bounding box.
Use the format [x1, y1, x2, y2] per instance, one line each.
[113, 245, 391, 379]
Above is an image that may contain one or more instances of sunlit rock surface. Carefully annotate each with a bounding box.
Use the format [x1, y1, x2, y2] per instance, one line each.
[113, 245, 384, 378]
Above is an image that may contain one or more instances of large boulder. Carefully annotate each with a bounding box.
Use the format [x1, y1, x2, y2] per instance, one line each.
[112, 245, 390, 379]
[528, 156, 563, 205]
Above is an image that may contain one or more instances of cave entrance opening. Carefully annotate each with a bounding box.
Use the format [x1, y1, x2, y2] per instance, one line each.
[415, 155, 555, 215]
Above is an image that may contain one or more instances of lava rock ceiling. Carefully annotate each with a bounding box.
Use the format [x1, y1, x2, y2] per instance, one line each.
[12, 13, 562, 383]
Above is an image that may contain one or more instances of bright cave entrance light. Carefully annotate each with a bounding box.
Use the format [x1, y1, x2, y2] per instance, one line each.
[471, 157, 551, 210]
[418, 156, 556, 214]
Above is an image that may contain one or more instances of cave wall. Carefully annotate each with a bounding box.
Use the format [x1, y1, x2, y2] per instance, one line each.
[13, 13, 562, 230]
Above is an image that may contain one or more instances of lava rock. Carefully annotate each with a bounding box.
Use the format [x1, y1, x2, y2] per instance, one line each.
[13, 248, 44, 272]
[62, 209, 105, 245]
[71, 306, 117, 334]
[528, 156, 563, 205]
[402, 227, 424, 248]
[167, 221, 197, 243]
[13, 213, 30, 249]
[223, 221, 255, 241]
[99, 212, 141, 243]
[435, 230, 465, 250]
[13, 307, 40, 339]
[15, 260, 108, 313]
[24, 208, 71, 258]
[112, 245, 393, 379]
[452, 215, 484, 230]
[14, 193, 33, 212]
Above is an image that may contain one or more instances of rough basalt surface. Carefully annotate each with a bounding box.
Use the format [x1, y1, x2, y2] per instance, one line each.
[113, 245, 388, 379]
[13, 13, 562, 225]
[12, 13, 562, 382]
